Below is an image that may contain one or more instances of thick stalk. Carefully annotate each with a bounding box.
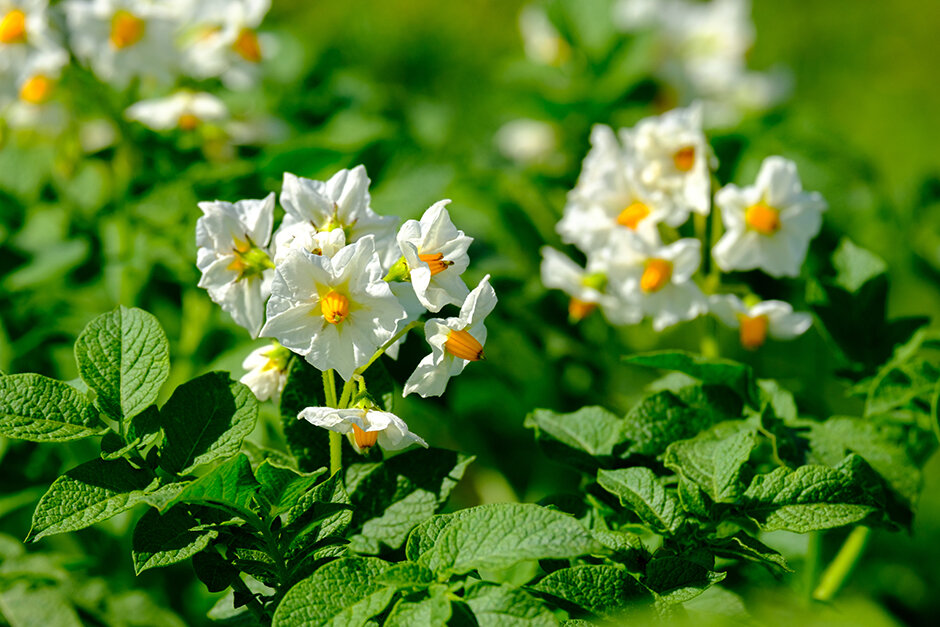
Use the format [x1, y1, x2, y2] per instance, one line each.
[329, 432, 342, 476]
[813, 526, 871, 602]
[804, 530, 823, 601]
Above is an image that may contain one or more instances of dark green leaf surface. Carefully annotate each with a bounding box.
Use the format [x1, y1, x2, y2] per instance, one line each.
[464, 583, 558, 626]
[663, 422, 756, 503]
[597, 468, 684, 535]
[132, 507, 219, 574]
[532, 565, 650, 617]
[0, 373, 103, 441]
[625, 351, 757, 404]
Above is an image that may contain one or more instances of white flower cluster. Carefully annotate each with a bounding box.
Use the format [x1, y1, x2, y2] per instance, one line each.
[542, 103, 819, 350]
[197, 166, 497, 454]
[613, 0, 789, 126]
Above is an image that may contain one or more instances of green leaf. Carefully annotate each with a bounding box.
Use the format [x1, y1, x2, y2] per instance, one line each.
[255, 459, 326, 516]
[283, 473, 353, 578]
[625, 351, 757, 404]
[385, 588, 452, 626]
[621, 390, 734, 459]
[531, 565, 650, 617]
[279, 358, 329, 473]
[28, 458, 158, 541]
[376, 562, 436, 590]
[525, 406, 625, 469]
[0, 583, 83, 627]
[163, 454, 260, 517]
[193, 549, 238, 593]
[131, 507, 219, 574]
[596, 468, 684, 535]
[272, 557, 394, 627]
[419, 503, 599, 577]
[0, 373, 103, 442]
[832, 238, 887, 292]
[345, 448, 474, 554]
[740, 455, 881, 532]
[643, 556, 726, 605]
[708, 533, 791, 574]
[663, 422, 757, 503]
[74, 306, 170, 421]
[159, 372, 258, 475]
[463, 583, 558, 626]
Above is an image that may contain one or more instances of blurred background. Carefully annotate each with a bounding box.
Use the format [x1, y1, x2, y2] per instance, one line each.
[1, 0, 939, 624]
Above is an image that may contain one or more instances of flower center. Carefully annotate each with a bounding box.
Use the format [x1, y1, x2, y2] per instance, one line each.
[640, 258, 672, 293]
[737, 314, 769, 350]
[745, 202, 781, 235]
[444, 329, 484, 361]
[110, 10, 145, 49]
[227, 236, 274, 281]
[233, 28, 261, 62]
[178, 113, 200, 131]
[321, 290, 350, 325]
[0, 9, 26, 44]
[418, 252, 454, 276]
[19, 75, 53, 104]
[351, 423, 379, 451]
[616, 202, 650, 230]
[568, 298, 596, 321]
[261, 342, 291, 372]
[673, 146, 696, 172]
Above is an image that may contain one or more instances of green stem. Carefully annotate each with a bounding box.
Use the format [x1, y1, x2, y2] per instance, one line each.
[804, 530, 823, 601]
[322, 369, 338, 408]
[338, 378, 355, 410]
[329, 431, 342, 476]
[354, 320, 422, 377]
[813, 526, 871, 602]
[229, 574, 268, 623]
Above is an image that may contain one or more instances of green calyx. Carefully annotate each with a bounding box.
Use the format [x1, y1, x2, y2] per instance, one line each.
[230, 239, 275, 282]
[263, 341, 292, 372]
[581, 272, 607, 292]
[383, 256, 411, 283]
[352, 391, 378, 411]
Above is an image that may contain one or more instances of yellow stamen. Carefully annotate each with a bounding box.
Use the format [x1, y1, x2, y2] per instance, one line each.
[110, 10, 145, 49]
[233, 28, 261, 62]
[738, 314, 769, 350]
[321, 290, 350, 325]
[673, 146, 696, 172]
[445, 329, 484, 361]
[19, 75, 53, 104]
[745, 203, 781, 235]
[351, 423, 379, 451]
[568, 298, 596, 322]
[178, 113, 200, 131]
[419, 252, 453, 276]
[640, 258, 672, 293]
[616, 202, 650, 230]
[0, 9, 26, 44]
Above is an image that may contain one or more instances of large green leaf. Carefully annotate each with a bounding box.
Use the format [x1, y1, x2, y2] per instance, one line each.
[531, 565, 650, 617]
[596, 467, 684, 536]
[385, 589, 452, 626]
[663, 422, 757, 503]
[163, 454, 260, 518]
[625, 351, 757, 404]
[28, 458, 158, 541]
[463, 583, 558, 627]
[0, 583, 83, 627]
[642, 556, 726, 605]
[525, 406, 626, 469]
[255, 459, 325, 517]
[0, 374, 103, 442]
[159, 372, 258, 475]
[74, 306, 170, 421]
[131, 507, 218, 574]
[620, 390, 734, 459]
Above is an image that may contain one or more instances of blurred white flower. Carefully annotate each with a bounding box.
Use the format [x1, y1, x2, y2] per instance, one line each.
[540, 246, 640, 324]
[1, 44, 66, 128]
[403, 275, 496, 398]
[64, 0, 180, 87]
[196, 194, 275, 338]
[710, 294, 812, 350]
[495, 118, 557, 165]
[518, 5, 569, 66]
[280, 167, 400, 268]
[260, 237, 407, 381]
[298, 406, 427, 454]
[712, 156, 827, 277]
[396, 200, 472, 313]
[609, 238, 707, 331]
[273, 223, 346, 265]
[0, 0, 59, 72]
[239, 340, 290, 401]
[126, 91, 227, 131]
[622, 104, 713, 221]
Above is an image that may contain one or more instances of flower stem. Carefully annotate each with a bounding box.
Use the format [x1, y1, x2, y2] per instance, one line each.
[813, 526, 871, 602]
[804, 530, 823, 601]
[338, 378, 355, 409]
[329, 431, 342, 477]
[322, 369, 338, 408]
[354, 320, 422, 377]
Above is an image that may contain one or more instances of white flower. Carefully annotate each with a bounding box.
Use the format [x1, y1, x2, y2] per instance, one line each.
[558, 125, 669, 253]
[396, 200, 472, 312]
[64, 0, 180, 88]
[177, 0, 270, 89]
[621, 104, 713, 220]
[609, 238, 706, 331]
[280, 167, 399, 267]
[612, 0, 660, 31]
[518, 5, 569, 66]
[495, 118, 557, 165]
[0, 0, 60, 74]
[272, 222, 346, 265]
[125, 91, 228, 131]
[403, 275, 496, 398]
[298, 406, 427, 454]
[260, 237, 407, 381]
[710, 294, 812, 350]
[239, 341, 290, 401]
[196, 194, 275, 338]
[2, 45, 67, 129]
[540, 246, 641, 324]
[712, 156, 827, 277]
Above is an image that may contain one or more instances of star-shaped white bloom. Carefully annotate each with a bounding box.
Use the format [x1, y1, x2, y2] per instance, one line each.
[620, 104, 713, 220]
[396, 200, 472, 313]
[712, 156, 827, 277]
[272, 222, 346, 265]
[260, 237, 407, 381]
[1, 44, 67, 129]
[403, 275, 496, 398]
[559, 124, 670, 253]
[280, 167, 400, 268]
[239, 341, 290, 401]
[710, 294, 812, 350]
[540, 246, 641, 325]
[196, 194, 275, 338]
[608, 238, 707, 331]
[126, 91, 227, 132]
[298, 406, 427, 454]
